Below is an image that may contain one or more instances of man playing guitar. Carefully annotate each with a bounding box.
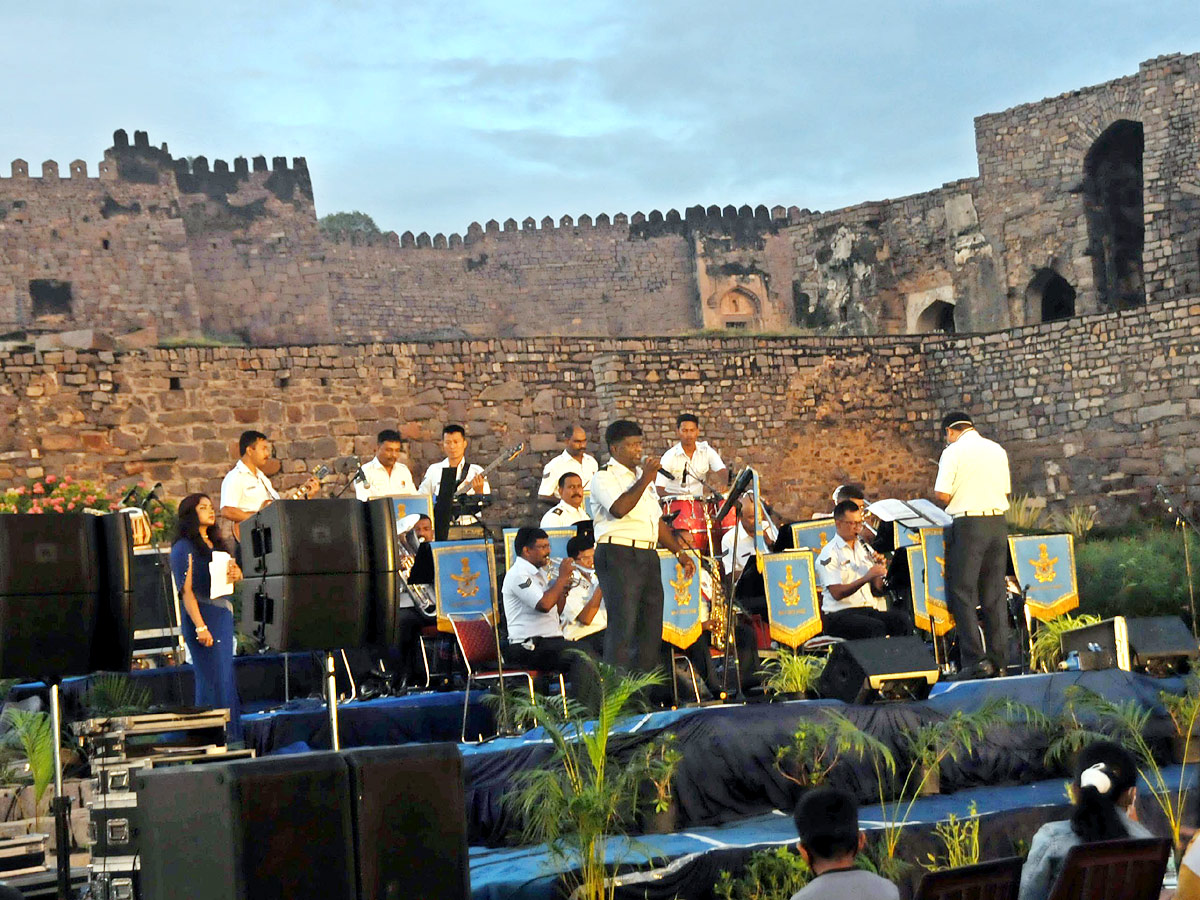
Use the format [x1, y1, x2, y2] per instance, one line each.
[219, 430, 322, 542]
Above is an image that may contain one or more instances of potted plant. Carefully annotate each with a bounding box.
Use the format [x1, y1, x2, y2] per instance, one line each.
[760, 650, 825, 701]
[1030, 613, 1101, 673]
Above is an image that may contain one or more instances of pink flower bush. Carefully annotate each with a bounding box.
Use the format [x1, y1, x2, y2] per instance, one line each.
[31, 483, 44, 494]
[45, 474, 57, 484]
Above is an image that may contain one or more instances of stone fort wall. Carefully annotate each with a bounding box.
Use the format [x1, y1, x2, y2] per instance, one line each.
[1, 54, 1196, 343]
[1, 296, 1194, 526]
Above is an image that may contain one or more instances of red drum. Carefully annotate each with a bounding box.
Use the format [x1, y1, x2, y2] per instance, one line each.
[706, 498, 737, 542]
[664, 498, 712, 553]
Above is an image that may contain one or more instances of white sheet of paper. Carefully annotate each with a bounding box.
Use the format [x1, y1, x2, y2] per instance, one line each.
[867, 498, 953, 528]
[208, 550, 234, 599]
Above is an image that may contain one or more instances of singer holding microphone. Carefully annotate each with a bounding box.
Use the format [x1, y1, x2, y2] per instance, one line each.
[814, 500, 912, 640]
[590, 420, 695, 675]
[170, 494, 245, 740]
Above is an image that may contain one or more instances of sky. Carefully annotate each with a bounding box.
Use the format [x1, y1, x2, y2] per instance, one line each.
[5, 1, 1199, 236]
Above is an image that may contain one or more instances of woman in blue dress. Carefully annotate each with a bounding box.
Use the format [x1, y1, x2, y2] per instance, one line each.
[169, 493, 244, 741]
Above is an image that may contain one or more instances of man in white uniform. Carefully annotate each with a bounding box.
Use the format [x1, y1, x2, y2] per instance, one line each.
[933, 410, 1011, 680]
[538, 424, 598, 500]
[355, 429, 416, 501]
[418, 424, 490, 500]
[219, 430, 280, 543]
[501, 527, 577, 674]
[559, 535, 606, 657]
[815, 500, 911, 640]
[656, 414, 729, 497]
[540, 473, 590, 528]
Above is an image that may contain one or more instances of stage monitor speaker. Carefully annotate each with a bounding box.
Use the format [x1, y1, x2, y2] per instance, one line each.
[243, 573, 374, 652]
[1060, 615, 1198, 676]
[817, 635, 939, 704]
[92, 512, 135, 672]
[344, 744, 469, 900]
[0, 512, 99, 595]
[248, 499, 369, 577]
[130, 548, 183, 655]
[137, 752, 356, 900]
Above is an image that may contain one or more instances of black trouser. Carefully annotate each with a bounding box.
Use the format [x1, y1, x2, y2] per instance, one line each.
[945, 515, 1009, 671]
[595, 543, 664, 674]
[822, 607, 913, 640]
[678, 624, 760, 692]
[393, 606, 429, 684]
[505, 636, 599, 707]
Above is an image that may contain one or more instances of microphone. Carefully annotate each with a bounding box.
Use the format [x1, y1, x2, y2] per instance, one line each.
[140, 482, 163, 509]
[658, 466, 676, 482]
[662, 510, 682, 525]
[352, 462, 368, 486]
[713, 467, 755, 524]
[118, 485, 139, 507]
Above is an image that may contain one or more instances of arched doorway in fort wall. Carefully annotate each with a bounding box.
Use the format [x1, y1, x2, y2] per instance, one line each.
[1025, 268, 1077, 323]
[1083, 119, 1145, 311]
[716, 287, 761, 330]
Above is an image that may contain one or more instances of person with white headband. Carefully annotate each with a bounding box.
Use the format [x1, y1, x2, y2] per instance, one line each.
[1018, 740, 1152, 900]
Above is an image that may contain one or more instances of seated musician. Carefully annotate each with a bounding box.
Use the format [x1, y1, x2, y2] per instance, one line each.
[540, 473, 590, 528]
[559, 535, 605, 657]
[501, 527, 580, 675]
[355, 428, 416, 500]
[815, 500, 912, 640]
[656, 413, 729, 497]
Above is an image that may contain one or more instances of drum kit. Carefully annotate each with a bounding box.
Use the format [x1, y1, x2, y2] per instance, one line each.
[662, 495, 736, 559]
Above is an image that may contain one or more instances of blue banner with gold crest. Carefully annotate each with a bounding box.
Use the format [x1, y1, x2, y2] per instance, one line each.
[389, 492, 435, 534]
[919, 527, 953, 627]
[502, 526, 576, 571]
[790, 519, 836, 554]
[1009, 533, 1079, 621]
[907, 544, 953, 636]
[431, 540, 497, 633]
[762, 550, 822, 648]
[659, 550, 703, 649]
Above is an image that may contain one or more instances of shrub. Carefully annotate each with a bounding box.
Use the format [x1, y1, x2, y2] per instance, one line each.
[0, 476, 176, 543]
[1075, 527, 1200, 621]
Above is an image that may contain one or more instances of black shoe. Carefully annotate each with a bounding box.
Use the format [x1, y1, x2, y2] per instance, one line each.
[948, 660, 997, 682]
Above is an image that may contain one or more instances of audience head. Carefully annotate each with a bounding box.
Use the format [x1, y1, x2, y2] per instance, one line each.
[793, 787, 864, 867]
[514, 527, 551, 566]
[1070, 740, 1139, 842]
[375, 429, 403, 467]
[604, 420, 644, 467]
[558, 472, 585, 508]
[442, 424, 468, 462]
[238, 430, 270, 465]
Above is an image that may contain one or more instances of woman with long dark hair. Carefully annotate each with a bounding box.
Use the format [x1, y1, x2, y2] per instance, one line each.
[170, 493, 244, 740]
[1019, 740, 1153, 900]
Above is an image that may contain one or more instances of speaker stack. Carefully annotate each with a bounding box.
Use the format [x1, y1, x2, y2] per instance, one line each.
[1059, 615, 1199, 675]
[244, 500, 374, 651]
[136, 743, 469, 900]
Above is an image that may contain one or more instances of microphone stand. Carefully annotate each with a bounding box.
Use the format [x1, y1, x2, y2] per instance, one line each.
[335, 464, 367, 498]
[717, 467, 757, 700]
[471, 512, 516, 739]
[1156, 485, 1200, 638]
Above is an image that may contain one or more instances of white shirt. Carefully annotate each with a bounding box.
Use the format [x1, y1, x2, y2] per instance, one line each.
[560, 569, 606, 641]
[721, 523, 756, 576]
[656, 441, 726, 496]
[502, 557, 562, 642]
[219, 459, 279, 514]
[354, 456, 416, 502]
[538, 450, 599, 498]
[934, 429, 1011, 517]
[418, 458, 491, 499]
[589, 460, 661, 544]
[540, 501, 590, 529]
[815, 534, 884, 614]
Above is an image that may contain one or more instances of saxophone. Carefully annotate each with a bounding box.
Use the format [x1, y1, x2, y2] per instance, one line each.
[702, 556, 731, 651]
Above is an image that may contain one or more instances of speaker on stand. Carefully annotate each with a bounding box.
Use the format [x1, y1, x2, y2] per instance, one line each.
[817, 635, 940, 704]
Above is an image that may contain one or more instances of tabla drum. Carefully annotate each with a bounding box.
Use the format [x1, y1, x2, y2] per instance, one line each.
[663, 497, 710, 553]
[121, 507, 153, 548]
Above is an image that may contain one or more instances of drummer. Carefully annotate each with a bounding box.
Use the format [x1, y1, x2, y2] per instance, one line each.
[656, 414, 729, 497]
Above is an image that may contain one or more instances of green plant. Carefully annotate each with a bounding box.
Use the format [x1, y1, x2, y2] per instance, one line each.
[1047, 680, 1200, 849]
[715, 846, 812, 900]
[922, 803, 981, 871]
[1049, 505, 1099, 541]
[1030, 613, 1101, 673]
[0, 477, 176, 543]
[1076, 527, 1200, 620]
[1006, 494, 1045, 532]
[2, 709, 54, 821]
[504, 655, 680, 900]
[775, 709, 895, 789]
[760, 650, 825, 697]
[83, 674, 152, 716]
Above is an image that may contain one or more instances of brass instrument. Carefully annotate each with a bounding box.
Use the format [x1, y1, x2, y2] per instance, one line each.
[396, 531, 436, 618]
[701, 556, 731, 652]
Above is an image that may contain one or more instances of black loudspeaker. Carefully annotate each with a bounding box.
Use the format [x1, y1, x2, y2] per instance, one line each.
[365, 499, 403, 646]
[137, 752, 356, 900]
[244, 574, 373, 652]
[92, 512, 135, 672]
[344, 744, 470, 900]
[248, 499, 370, 576]
[817, 635, 940, 704]
[1060, 615, 1199, 676]
[0, 513, 100, 679]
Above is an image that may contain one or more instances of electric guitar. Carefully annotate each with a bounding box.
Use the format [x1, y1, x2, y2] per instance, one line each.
[453, 443, 525, 494]
[285, 464, 330, 499]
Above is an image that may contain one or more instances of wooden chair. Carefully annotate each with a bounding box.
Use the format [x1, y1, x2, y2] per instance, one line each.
[449, 614, 566, 742]
[1045, 837, 1171, 900]
[913, 856, 1023, 900]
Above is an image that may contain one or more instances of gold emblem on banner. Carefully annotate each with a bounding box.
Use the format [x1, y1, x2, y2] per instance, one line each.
[779, 565, 804, 608]
[449, 557, 480, 598]
[819, 531, 829, 546]
[935, 555, 946, 579]
[671, 564, 693, 607]
[1031, 544, 1058, 583]
[395, 503, 406, 516]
